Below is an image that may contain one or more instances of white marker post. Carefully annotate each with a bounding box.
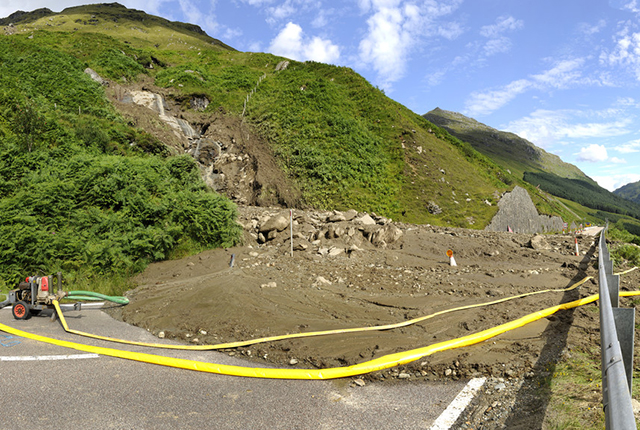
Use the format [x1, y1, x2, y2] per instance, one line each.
[290, 209, 293, 257]
[575, 237, 579, 256]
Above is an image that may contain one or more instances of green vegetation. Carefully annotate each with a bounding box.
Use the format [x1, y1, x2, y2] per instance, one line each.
[523, 171, 640, 221]
[607, 225, 640, 269]
[5, 2, 639, 291]
[543, 346, 605, 430]
[614, 180, 640, 204]
[0, 31, 241, 288]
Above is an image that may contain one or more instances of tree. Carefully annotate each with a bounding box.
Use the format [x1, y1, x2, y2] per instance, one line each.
[12, 99, 46, 152]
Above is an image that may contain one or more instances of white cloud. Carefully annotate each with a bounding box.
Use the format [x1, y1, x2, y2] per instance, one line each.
[610, 156, 627, 163]
[478, 16, 523, 57]
[531, 58, 587, 88]
[358, 6, 409, 87]
[238, 0, 274, 6]
[592, 173, 640, 191]
[504, 109, 632, 149]
[482, 37, 512, 56]
[266, 1, 296, 24]
[616, 139, 640, 153]
[577, 144, 608, 162]
[268, 22, 340, 64]
[358, 0, 463, 88]
[609, 0, 640, 13]
[579, 19, 606, 36]
[480, 15, 523, 38]
[600, 22, 640, 80]
[464, 79, 531, 117]
[464, 58, 589, 116]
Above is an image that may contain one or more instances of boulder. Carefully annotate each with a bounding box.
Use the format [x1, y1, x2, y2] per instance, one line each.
[326, 224, 344, 239]
[84, 68, 107, 86]
[343, 209, 358, 221]
[371, 225, 403, 247]
[427, 201, 442, 215]
[327, 211, 346, 222]
[355, 214, 376, 226]
[259, 215, 289, 233]
[529, 234, 550, 250]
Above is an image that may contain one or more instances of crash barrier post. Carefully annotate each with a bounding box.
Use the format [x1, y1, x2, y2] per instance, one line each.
[598, 225, 637, 430]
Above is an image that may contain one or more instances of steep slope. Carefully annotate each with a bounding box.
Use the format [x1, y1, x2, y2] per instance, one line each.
[614, 180, 640, 204]
[423, 108, 591, 182]
[1, 3, 523, 229]
[0, 7, 244, 286]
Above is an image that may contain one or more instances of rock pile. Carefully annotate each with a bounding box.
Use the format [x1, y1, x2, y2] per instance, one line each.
[239, 207, 404, 256]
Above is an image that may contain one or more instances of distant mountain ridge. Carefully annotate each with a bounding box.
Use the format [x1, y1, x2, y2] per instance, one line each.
[615, 181, 640, 204]
[423, 108, 640, 225]
[423, 107, 593, 183]
[0, 2, 235, 51]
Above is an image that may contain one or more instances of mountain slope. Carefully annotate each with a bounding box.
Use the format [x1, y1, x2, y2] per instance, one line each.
[423, 107, 592, 182]
[0, 3, 525, 228]
[8, 3, 627, 285]
[0, 3, 234, 51]
[423, 108, 640, 226]
[614, 180, 640, 204]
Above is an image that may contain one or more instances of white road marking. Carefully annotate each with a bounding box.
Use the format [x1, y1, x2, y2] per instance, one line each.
[0, 354, 100, 361]
[429, 377, 486, 430]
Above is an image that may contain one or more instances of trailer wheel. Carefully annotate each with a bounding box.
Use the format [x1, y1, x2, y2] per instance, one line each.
[12, 301, 30, 320]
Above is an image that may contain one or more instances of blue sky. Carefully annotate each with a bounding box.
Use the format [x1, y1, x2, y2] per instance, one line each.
[3, 0, 640, 191]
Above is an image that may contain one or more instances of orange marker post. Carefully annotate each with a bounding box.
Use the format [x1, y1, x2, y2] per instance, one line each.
[447, 249, 457, 267]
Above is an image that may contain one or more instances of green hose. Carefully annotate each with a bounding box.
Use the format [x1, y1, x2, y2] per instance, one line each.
[64, 290, 129, 305]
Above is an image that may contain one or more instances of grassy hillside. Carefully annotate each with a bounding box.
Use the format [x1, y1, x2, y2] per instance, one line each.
[423, 107, 640, 230]
[523, 171, 640, 219]
[2, 4, 523, 224]
[0, 25, 241, 287]
[614, 180, 640, 204]
[423, 108, 592, 182]
[3, 3, 621, 288]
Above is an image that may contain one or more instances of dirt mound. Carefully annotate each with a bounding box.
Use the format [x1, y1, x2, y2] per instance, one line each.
[115, 206, 627, 385]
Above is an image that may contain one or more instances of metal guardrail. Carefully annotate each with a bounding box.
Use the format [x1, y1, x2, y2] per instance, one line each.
[598, 225, 637, 429]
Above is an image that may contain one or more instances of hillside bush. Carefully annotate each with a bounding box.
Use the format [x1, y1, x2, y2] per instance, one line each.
[0, 36, 242, 286]
[611, 244, 640, 268]
[0, 148, 241, 283]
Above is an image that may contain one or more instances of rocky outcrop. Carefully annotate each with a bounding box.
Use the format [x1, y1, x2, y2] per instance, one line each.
[485, 186, 563, 234]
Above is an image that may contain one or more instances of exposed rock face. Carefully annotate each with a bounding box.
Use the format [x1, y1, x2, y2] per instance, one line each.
[110, 85, 301, 208]
[485, 186, 564, 234]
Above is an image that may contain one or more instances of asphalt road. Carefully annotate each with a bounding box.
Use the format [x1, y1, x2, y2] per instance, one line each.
[0, 305, 467, 430]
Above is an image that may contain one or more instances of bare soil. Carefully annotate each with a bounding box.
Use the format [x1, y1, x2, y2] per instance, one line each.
[104, 81, 640, 428]
[116, 207, 635, 383]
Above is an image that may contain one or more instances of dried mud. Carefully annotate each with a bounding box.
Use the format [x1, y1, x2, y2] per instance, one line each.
[114, 207, 637, 383]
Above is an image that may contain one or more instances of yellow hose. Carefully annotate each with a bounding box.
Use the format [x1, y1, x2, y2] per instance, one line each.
[2, 290, 638, 380]
[52, 276, 594, 350]
[615, 267, 638, 276]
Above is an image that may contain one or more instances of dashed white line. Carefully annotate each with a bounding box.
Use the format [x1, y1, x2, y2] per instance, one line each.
[0, 354, 100, 361]
[429, 377, 486, 430]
